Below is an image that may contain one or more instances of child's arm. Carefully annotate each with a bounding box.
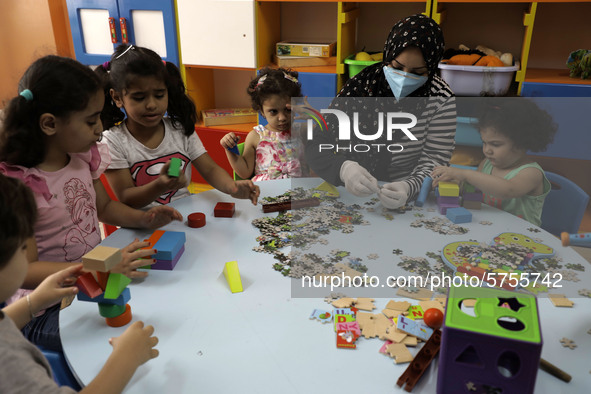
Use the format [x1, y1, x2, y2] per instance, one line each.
[79, 321, 158, 394]
[105, 160, 189, 209]
[3, 264, 83, 329]
[220, 130, 259, 179]
[94, 179, 183, 228]
[431, 164, 543, 199]
[191, 153, 260, 205]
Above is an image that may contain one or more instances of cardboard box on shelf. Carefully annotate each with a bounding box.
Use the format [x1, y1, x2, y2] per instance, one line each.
[274, 55, 337, 68]
[201, 108, 257, 127]
[276, 41, 336, 58]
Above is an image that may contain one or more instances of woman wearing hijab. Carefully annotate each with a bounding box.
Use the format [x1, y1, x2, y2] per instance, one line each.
[305, 14, 456, 209]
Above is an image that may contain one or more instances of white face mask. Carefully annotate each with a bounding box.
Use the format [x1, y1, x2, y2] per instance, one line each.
[383, 66, 428, 100]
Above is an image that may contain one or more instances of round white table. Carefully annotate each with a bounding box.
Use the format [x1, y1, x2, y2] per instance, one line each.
[60, 178, 591, 393]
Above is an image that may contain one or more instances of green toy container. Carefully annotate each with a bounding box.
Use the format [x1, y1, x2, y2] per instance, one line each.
[344, 54, 380, 78]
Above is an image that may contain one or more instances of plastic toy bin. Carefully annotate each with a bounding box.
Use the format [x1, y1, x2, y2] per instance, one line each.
[438, 62, 520, 96]
[344, 54, 380, 78]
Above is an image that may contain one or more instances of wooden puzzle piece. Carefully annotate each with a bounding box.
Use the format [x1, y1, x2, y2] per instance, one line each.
[337, 328, 360, 349]
[385, 300, 411, 312]
[309, 309, 332, 324]
[331, 297, 355, 308]
[336, 321, 361, 337]
[560, 337, 577, 349]
[357, 312, 392, 339]
[333, 308, 356, 331]
[419, 300, 445, 313]
[81, 246, 122, 272]
[397, 315, 433, 341]
[405, 305, 424, 320]
[353, 297, 376, 311]
[548, 294, 574, 308]
[386, 343, 413, 364]
[382, 309, 404, 319]
[383, 325, 407, 343]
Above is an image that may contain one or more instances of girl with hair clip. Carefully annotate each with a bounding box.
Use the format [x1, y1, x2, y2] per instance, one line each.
[0, 55, 182, 351]
[220, 67, 308, 181]
[98, 44, 259, 208]
[432, 99, 557, 226]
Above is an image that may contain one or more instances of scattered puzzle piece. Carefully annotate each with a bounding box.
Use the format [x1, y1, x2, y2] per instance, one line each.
[385, 300, 411, 312]
[386, 343, 413, 364]
[382, 309, 404, 319]
[548, 294, 574, 308]
[560, 337, 577, 349]
[332, 297, 355, 308]
[419, 300, 445, 313]
[309, 309, 332, 323]
[353, 298, 376, 311]
[397, 315, 434, 341]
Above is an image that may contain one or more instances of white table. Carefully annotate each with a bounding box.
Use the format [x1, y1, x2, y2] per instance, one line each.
[61, 178, 591, 393]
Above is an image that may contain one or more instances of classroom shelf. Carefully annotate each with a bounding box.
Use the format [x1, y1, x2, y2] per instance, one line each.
[524, 68, 591, 85]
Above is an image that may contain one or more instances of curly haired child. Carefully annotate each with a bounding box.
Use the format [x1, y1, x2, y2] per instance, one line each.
[220, 67, 308, 181]
[432, 98, 557, 226]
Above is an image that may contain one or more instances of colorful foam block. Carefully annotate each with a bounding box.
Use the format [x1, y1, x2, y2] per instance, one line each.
[437, 182, 460, 197]
[77, 287, 131, 306]
[223, 260, 243, 293]
[152, 245, 185, 270]
[81, 246, 122, 272]
[415, 176, 432, 207]
[168, 157, 183, 177]
[437, 196, 460, 205]
[462, 199, 482, 210]
[98, 302, 126, 318]
[214, 202, 235, 218]
[446, 207, 472, 224]
[227, 144, 240, 155]
[462, 191, 483, 202]
[105, 304, 132, 327]
[76, 272, 103, 299]
[153, 231, 186, 260]
[104, 273, 132, 299]
[438, 202, 460, 215]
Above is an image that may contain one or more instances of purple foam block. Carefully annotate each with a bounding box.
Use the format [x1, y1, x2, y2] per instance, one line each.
[152, 245, 185, 270]
[438, 202, 460, 215]
[437, 196, 460, 205]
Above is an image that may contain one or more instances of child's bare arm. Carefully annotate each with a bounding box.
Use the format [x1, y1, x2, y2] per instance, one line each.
[105, 161, 188, 209]
[80, 321, 159, 394]
[94, 179, 183, 229]
[432, 166, 543, 199]
[3, 264, 82, 329]
[220, 130, 258, 180]
[191, 153, 260, 204]
[20, 237, 72, 289]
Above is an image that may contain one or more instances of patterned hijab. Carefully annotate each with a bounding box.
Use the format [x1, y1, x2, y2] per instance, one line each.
[339, 14, 446, 98]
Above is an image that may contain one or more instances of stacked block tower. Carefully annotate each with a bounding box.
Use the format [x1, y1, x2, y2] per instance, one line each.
[77, 246, 133, 327]
[462, 183, 483, 210]
[437, 285, 542, 394]
[436, 182, 460, 214]
[143, 230, 186, 270]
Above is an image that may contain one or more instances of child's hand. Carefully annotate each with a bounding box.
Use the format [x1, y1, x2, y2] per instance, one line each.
[287, 96, 313, 121]
[220, 132, 240, 151]
[229, 180, 260, 205]
[109, 321, 159, 366]
[30, 264, 83, 313]
[140, 206, 183, 229]
[431, 166, 464, 187]
[158, 161, 189, 191]
[110, 239, 157, 279]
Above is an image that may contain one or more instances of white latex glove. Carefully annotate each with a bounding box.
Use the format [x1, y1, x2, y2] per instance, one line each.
[378, 181, 410, 209]
[339, 160, 380, 197]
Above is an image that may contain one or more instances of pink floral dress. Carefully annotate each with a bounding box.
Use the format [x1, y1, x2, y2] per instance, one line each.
[252, 125, 305, 181]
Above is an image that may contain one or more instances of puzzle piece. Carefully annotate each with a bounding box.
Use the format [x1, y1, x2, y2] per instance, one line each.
[309, 309, 332, 323]
[548, 294, 574, 308]
[397, 315, 434, 341]
[560, 337, 577, 349]
[385, 300, 411, 312]
[386, 343, 413, 364]
[332, 297, 355, 308]
[353, 298, 376, 311]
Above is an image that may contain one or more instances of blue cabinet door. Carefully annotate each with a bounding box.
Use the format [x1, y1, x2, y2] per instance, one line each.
[117, 0, 179, 66]
[67, 0, 178, 66]
[66, 0, 119, 65]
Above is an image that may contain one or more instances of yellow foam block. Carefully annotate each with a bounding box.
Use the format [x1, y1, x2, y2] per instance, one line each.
[438, 182, 460, 197]
[223, 261, 243, 293]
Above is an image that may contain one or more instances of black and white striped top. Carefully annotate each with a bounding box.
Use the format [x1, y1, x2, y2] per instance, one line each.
[304, 74, 456, 201]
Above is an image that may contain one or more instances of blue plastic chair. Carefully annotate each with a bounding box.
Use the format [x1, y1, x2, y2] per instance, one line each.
[38, 346, 82, 390]
[541, 172, 589, 236]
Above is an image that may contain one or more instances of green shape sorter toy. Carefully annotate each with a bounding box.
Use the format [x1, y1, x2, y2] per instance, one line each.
[436, 285, 542, 394]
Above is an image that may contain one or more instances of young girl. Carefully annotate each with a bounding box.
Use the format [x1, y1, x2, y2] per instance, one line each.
[98, 44, 259, 208]
[220, 67, 307, 181]
[432, 99, 557, 226]
[0, 174, 159, 394]
[0, 55, 182, 351]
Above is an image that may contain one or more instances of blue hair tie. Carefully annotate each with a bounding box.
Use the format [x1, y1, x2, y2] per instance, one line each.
[20, 89, 33, 102]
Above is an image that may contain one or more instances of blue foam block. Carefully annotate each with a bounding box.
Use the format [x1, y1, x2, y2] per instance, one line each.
[77, 287, 130, 306]
[415, 176, 432, 207]
[153, 231, 186, 260]
[227, 145, 240, 155]
[446, 207, 472, 224]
